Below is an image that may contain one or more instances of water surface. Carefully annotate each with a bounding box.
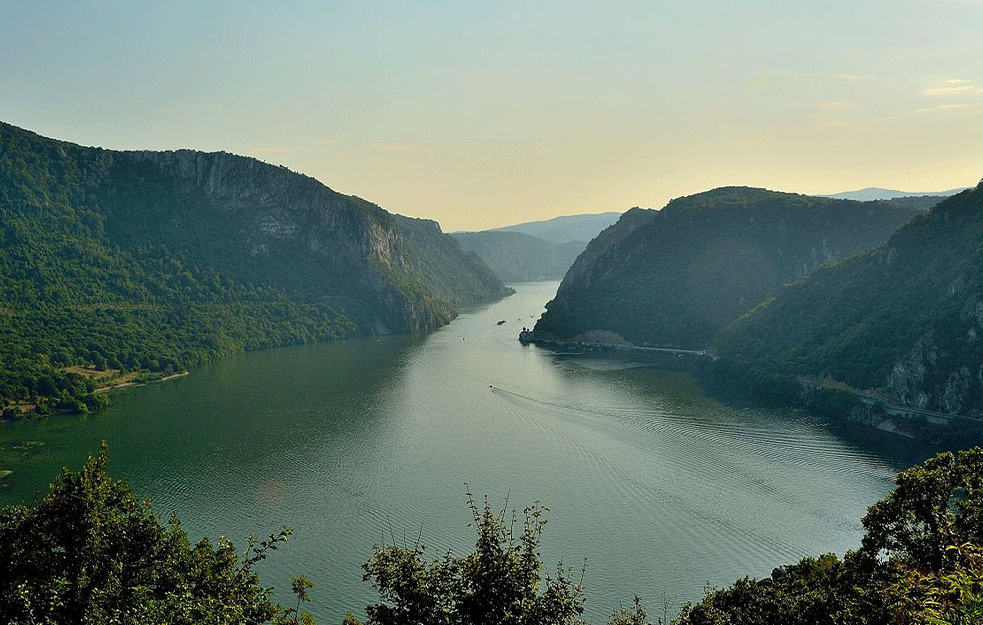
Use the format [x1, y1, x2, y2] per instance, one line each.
[0, 281, 934, 622]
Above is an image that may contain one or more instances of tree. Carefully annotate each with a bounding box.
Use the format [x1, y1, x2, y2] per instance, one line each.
[351, 494, 586, 625]
[673, 447, 983, 625]
[861, 447, 983, 571]
[0, 443, 313, 625]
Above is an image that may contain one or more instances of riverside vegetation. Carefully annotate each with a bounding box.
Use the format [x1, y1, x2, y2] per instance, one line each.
[0, 122, 510, 419]
[3, 446, 983, 624]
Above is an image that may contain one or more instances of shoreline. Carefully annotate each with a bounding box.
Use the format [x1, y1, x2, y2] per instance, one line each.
[518, 332, 963, 444]
[93, 371, 189, 394]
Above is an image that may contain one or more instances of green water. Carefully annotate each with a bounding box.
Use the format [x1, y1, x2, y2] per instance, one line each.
[0, 281, 935, 622]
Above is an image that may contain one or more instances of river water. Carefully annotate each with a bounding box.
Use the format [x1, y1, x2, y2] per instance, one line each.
[0, 281, 934, 622]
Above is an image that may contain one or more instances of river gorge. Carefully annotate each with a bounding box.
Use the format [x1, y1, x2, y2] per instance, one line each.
[0, 281, 936, 622]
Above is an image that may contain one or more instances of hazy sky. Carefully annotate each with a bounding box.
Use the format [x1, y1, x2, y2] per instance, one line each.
[3, 1, 982, 231]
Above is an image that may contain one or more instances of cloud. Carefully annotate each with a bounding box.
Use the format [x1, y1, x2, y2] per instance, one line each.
[917, 103, 970, 113]
[819, 101, 848, 108]
[822, 121, 848, 127]
[367, 143, 427, 154]
[923, 78, 983, 96]
[834, 73, 870, 82]
[316, 137, 340, 145]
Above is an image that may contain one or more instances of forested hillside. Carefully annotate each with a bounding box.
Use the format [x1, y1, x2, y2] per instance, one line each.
[533, 187, 937, 348]
[715, 182, 983, 417]
[0, 122, 510, 416]
[451, 230, 586, 282]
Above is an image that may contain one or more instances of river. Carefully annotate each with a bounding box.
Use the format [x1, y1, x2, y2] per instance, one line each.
[0, 281, 935, 622]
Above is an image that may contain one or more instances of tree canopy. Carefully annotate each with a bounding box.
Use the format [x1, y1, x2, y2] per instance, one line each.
[675, 447, 983, 624]
[0, 444, 312, 625]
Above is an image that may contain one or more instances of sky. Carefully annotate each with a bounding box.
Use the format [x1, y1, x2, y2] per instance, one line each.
[2, 0, 982, 232]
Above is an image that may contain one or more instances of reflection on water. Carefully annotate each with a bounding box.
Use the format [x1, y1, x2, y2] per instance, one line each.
[0, 281, 936, 622]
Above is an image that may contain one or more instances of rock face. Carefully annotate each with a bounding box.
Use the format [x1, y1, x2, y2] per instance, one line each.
[715, 182, 983, 416]
[107, 148, 509, 334]
[534, 187, 934, 348]
[0, 121, 509, 336]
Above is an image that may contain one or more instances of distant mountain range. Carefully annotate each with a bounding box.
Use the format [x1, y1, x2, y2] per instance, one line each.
[0, 121, 510, 415]
[486, 212, 622, 244]
[822, 187, 969, 201]
[451, 231, 586, 283]
[453, 212, 622, 282]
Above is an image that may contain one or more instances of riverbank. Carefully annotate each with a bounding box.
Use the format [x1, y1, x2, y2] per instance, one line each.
[519, 332, 983, 447]
[93, 370, 190, 394]
[2, 369, 190, 422]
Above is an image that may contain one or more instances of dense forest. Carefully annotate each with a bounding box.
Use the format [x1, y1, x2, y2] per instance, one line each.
[534, 187, 938, 348]
[715, 182, 983, 418]
[0, 122, 510, 417]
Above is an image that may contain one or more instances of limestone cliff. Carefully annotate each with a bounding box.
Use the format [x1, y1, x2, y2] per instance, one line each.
[113, 148, 509, 333]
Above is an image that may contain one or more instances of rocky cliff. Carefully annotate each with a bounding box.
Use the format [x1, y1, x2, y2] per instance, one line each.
[715, 182, 983, 417]
[119, 148, 508, 333]
[533, 187, 936, 348]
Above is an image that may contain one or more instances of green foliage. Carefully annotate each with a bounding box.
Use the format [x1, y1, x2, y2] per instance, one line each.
[0, 444, 313, 624]
[535, 187, 932, 348]
[606, 596, 651, 625]
[714, 185, 983, 416]
[888, 542, 983, 625]
[674, 447, 983, 625]
[0, 121, 510, 415]
[674, 552, 893, 625]
[352, 495, 585, 625]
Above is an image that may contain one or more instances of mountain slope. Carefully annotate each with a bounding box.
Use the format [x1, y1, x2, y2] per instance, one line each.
[0, 121, 510, 414]
[533, 187, 937, 348]
[715, 182, 983, 416]
[488, 212, 622, 243]
[451, 231, 586, 282]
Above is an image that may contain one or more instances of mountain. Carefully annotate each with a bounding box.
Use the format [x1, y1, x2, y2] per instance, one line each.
[487, 212, 622, 244]
[715, 182, 983, 417]
[823, 187, 968, 201]
[451, 231, 586, 282]
[0, 121, 510, 415]
[532, 187, 939, 348]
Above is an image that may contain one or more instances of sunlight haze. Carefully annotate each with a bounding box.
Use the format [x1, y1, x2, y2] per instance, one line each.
[2, 0, 981, 231]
